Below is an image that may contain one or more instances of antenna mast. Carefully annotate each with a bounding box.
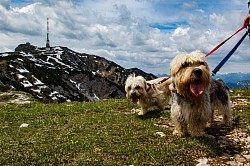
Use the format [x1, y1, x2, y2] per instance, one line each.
[46, 17, 51, 50]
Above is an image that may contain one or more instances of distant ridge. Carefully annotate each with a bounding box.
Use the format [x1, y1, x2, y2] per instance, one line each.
[213, 73, 250, 88]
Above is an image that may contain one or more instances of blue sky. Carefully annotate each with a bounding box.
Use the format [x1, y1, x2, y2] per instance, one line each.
[0, 0, 249, 74]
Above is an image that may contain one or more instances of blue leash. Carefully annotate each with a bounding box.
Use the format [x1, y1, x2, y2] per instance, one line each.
[211, 28, 249, 76]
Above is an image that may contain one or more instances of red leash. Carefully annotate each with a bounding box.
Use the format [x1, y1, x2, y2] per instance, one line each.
[205, 26, 246, 57]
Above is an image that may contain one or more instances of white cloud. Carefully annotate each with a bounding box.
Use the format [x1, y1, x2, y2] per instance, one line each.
[11, 2, 39, 13]
[172, 27, 190, 37]
[0, 0, 249, 74]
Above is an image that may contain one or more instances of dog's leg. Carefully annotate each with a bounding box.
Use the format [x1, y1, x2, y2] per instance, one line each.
[216, 102, 232, 126]
[173, 120, 188, 137]
[156, 101, 165, 110]
[206, 109, 214, 127]
[171, 95, 188, 136]
[221, 105, 232, 126]
[223, 112, 232, 126]
[189, 107, 211, 137]
[189, 121, 206, 137]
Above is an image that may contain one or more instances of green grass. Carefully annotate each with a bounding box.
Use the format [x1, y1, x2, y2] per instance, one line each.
[0, 88, 249, 165]
[231, 87, 250, 134]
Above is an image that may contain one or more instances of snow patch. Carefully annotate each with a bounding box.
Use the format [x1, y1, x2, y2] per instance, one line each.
[21, 80, 33, 87]
[17, 68, 29, 73]
[69, 79, 81, 90]
[0, 53, 9, 57]
[17, 74, 25, 79]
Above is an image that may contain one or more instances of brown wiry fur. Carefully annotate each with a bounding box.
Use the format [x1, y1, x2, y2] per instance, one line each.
[169, 50, 231, 137]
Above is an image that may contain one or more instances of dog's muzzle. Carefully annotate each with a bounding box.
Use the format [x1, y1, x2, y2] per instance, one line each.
[131, 92, 137, 97]
[190, 68, 205, 97]
[193, 68, 202, 77]
[130, 91, 139, 104]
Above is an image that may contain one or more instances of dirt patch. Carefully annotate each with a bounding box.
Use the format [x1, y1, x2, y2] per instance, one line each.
[0, 91, 33, 105]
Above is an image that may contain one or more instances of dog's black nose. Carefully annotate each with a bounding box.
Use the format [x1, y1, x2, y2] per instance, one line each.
[193, 68, 202, 77]
[131, 92, 137, 97]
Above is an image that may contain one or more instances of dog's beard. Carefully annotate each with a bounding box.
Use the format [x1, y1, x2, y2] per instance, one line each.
[131, 97, 139, 104]
[189, 68, 210, 97]
[174, 68, 210, 97]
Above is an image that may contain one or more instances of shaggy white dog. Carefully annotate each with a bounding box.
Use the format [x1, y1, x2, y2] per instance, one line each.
[125, 74, 172, 115]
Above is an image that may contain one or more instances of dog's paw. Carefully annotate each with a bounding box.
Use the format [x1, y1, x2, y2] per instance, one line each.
[190, 131, 205, 137]
[206, 122, 212, 128]
[173, 130, 186, 137]
[130, 108, 141, 114]
[223, 115, 232, 127]
[138, 111, 145, 116]
[223, 120, 232, 127]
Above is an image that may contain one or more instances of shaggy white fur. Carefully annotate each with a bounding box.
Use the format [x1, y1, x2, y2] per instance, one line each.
[125, 74, 171, 115]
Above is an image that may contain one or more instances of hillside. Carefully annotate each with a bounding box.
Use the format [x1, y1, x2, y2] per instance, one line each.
[0, 87, 249, 165]
[0, 43, 156, 102]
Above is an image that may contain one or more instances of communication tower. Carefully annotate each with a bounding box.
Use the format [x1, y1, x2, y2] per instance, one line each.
[46, 17, 51, 50]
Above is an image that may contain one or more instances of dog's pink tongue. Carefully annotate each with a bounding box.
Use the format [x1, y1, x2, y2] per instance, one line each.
[190, 83, 204, 96]
[132, 98, 139, 104]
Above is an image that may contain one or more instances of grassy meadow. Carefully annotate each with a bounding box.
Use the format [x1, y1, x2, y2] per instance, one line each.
[0, 87, 249, 165]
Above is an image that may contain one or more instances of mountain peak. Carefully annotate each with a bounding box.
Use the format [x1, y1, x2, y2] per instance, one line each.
[0, 43, 156, 102]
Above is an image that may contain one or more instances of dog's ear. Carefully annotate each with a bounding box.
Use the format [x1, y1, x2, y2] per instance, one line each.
[125, 75, 134, 86]
[140, 76, 147, 90]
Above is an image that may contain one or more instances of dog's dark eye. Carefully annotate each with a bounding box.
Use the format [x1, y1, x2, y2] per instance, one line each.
[128, 86, 131, 90]
[135, 85, 140, 90]
[181, 62, 189, 68]
[200, 62, 205, 66]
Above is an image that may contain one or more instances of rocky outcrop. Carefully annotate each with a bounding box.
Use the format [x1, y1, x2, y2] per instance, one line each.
[0, 43, 156, 102]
